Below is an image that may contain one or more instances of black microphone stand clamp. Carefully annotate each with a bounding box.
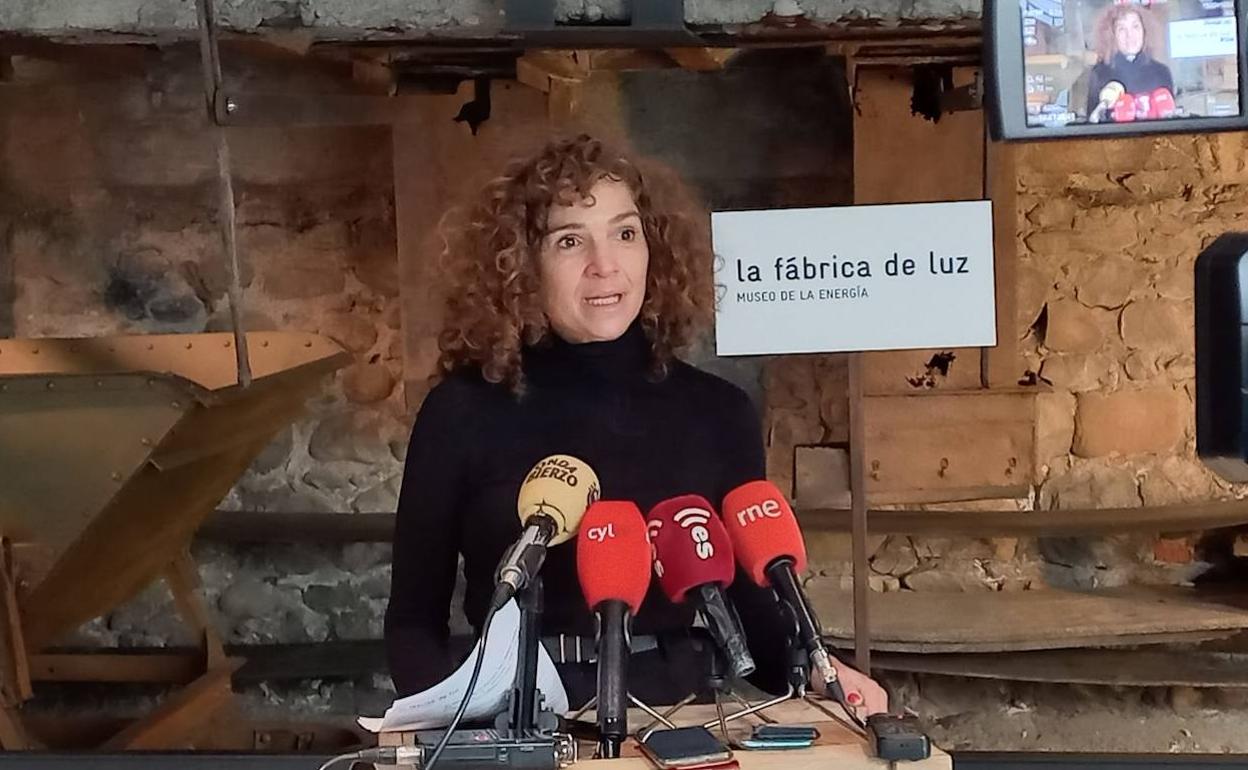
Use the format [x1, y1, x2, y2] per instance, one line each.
[498, 575, 561, 738]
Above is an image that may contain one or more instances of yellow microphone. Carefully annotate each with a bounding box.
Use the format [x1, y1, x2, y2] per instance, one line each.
[1090, 81, 1125, 123]
[493, 454, 601, 609]
[516, 454, 601, 545]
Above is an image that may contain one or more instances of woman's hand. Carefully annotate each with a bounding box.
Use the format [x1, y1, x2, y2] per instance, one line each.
[813, 662, 889, 721]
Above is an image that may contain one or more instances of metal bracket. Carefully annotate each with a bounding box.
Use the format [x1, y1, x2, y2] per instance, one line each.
[504, 0, 698, 47]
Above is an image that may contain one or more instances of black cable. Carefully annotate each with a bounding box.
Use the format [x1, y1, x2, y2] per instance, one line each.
[423, 602, 501, 770]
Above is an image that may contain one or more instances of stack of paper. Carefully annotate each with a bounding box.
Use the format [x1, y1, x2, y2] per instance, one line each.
[359, 599, 570, 733]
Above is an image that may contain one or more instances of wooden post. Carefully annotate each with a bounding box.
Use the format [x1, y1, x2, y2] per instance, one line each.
[0, 539, 33, 750]
[847, 353, 870, 673]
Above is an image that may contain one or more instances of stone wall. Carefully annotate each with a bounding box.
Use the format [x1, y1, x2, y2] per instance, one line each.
[0, 46, 411, 687]
[1020, 133, 1248, 568]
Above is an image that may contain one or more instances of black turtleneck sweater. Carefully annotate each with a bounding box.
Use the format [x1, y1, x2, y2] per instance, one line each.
[385, 323, 790, 697]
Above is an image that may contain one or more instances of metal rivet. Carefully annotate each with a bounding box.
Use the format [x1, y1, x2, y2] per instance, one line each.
[171, 401, 181, 409]
[110, 472, 122, 482]
[45, 381, 55, 390]
[30, 347, 39, 355]
[95, 379, 104, 388]
[140, 437, 152, 447]
[147, 344, 154, 351]
[304, 341, 312, 348]
[262, 340, 270, 348]
[938, 457, 949, 478]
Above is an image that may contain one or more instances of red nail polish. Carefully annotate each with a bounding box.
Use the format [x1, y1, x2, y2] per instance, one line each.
[847, 691, 863, 705]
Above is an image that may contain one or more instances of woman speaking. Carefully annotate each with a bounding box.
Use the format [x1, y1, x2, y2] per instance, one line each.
[383, 134, 886, 720]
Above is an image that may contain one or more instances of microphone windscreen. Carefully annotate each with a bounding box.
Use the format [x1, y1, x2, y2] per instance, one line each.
[646, 495, 736, 603]
[517, 454, 601, 546]
[1100, 80, 1125, 105]
[721, 480, 808, 587]
[576, 501, 652, 614]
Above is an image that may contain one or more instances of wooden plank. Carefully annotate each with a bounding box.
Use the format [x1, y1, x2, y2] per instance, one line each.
[29, 652, 200, 683]
[862, 391, 1035, 502]
[394, 82, 553, 410]
[99, 660, 241, 750]
[811, 585, 1248, 653]
[872, 648, 1248, 687]
[198, 511, 396, 543]
[232, 641, 388, 682]
[0, 541, 30, 703]
[852, 66, 986, 396]
[797, 499, 1248, 537]
[0, 707, 34, 751]
[196, 497, 1248, 547]
[664, 47, 737, 71]
[165, 552, 225, 668]
[982, 139, 1021, 388]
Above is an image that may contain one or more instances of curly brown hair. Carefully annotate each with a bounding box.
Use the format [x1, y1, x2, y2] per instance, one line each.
[434, 134, 714, 394]
[1094, 4, 1165, 63]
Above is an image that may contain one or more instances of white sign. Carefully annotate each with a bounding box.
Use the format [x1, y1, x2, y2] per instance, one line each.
[711, 200, 997, 356]
[1169, 17, 1238, 59]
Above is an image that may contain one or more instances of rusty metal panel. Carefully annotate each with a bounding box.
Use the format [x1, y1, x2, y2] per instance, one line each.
[0, 379, 185, 558]
[0, 332, 349, 650]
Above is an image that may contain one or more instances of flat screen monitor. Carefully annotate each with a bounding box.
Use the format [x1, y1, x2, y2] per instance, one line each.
[988, 0, 1247, 139]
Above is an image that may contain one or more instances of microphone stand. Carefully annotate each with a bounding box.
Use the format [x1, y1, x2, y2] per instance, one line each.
[504, 575, 546, 738]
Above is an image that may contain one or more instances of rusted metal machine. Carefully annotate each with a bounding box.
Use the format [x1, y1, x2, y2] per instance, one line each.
[0, 331, 349, 749]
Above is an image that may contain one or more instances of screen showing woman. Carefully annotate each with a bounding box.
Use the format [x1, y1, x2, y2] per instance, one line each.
[1021, 0, 1240, 128]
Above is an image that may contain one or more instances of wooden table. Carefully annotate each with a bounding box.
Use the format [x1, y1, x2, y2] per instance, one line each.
[379, 697, 951, 769]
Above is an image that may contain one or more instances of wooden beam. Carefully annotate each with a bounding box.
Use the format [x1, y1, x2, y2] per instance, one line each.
[664, 47, 736, 71]
[165, 553, 225, 669]
[514, 50, 589, 93]
[797, 499, 1248, 537]
[98, 661, 241, 751]
[198, 510, 395, 543]
[813, 585, 1248, 653]
[29, 653, 200, 684]
[195, 496, 1248, 546]
[982, 139, 1022, 388]
[872, 648, 1248, 687]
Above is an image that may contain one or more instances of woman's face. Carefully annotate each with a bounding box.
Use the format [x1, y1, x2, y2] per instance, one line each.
[1114, 11, 1145, 57]
[538, 177, 650, 344]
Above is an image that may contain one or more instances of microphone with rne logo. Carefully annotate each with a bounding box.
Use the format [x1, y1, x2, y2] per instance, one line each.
[647, 495, 756, 681]
[576, 501, 650, 758]
[721, 480, 846, 705]
[493, 454, 601, 611]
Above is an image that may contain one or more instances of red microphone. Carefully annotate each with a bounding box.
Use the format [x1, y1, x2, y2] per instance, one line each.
[1112, 91, 1137, 122]
[577, 501, 651, 758]
[647, 495, 755, 680]
[722, 480, 843, 702]
[1149, 87, 1176, 119]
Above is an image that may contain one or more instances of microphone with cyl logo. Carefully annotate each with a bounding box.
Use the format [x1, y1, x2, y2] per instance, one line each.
[492, 454, 601, 610]
[576, 501, 651, 759]
[647, 495, 756, 681]
[721, 480, 847, 705]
